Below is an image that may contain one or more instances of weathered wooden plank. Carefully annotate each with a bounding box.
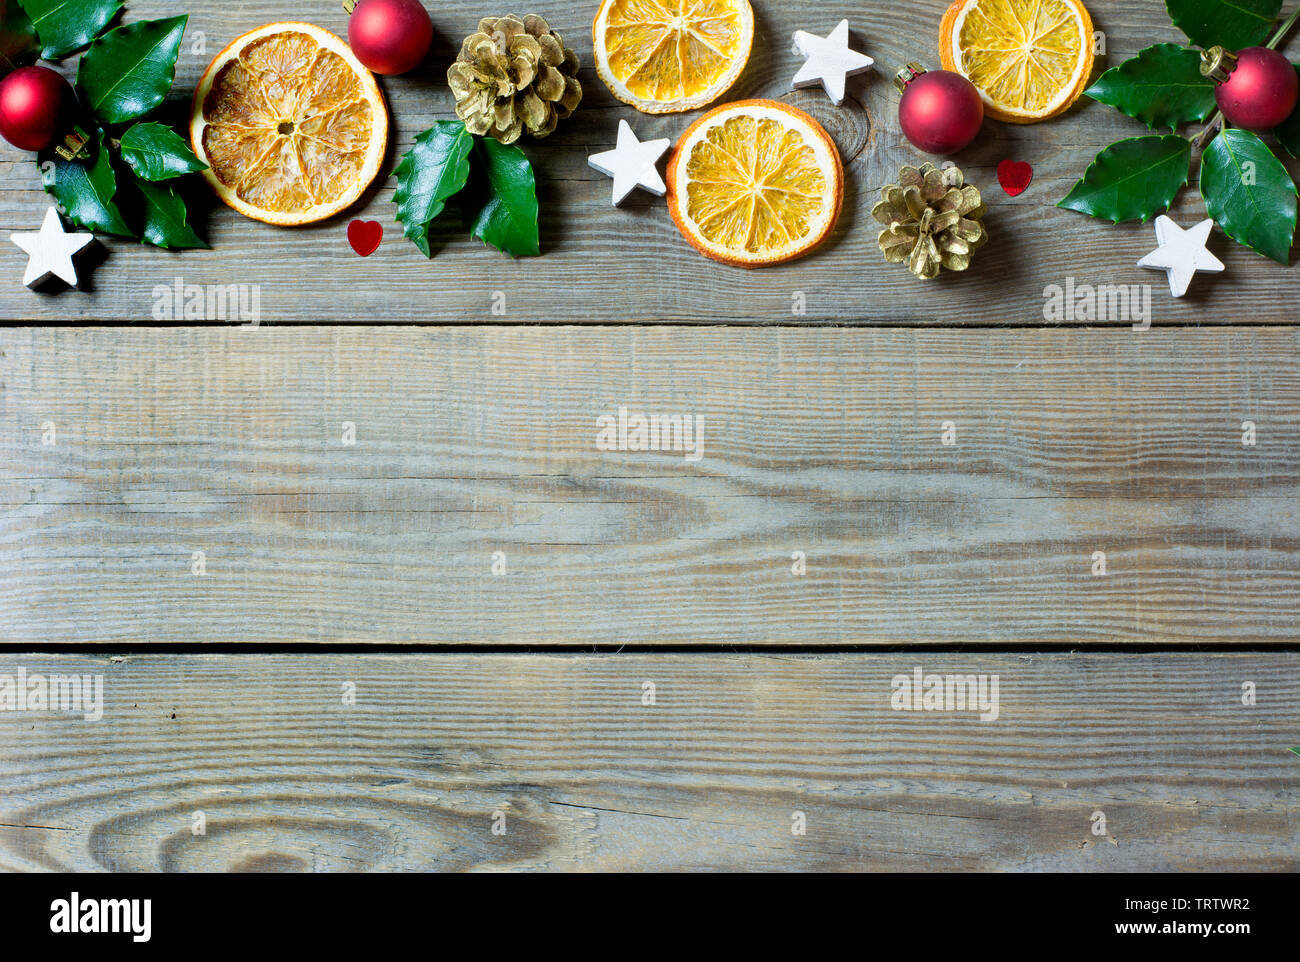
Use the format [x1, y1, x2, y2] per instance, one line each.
[2, 327, 1297, 645]
[1, 653, 1296, 871]
[2, 0, 1297, 324]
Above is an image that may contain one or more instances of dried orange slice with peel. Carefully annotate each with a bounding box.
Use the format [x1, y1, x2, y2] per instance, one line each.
[939, 0, 1093, 124]
[666, 99, 843, 268]
[593, 0, 754, 114]
[190, 22, 388, 226]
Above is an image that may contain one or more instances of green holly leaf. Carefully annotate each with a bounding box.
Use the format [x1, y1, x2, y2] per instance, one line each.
[77, 15, 186, 125]
[392, 120, 474, 257]
[1274, 66, 1300, 159]
[1, 0, 38, 75]
[1165, 0, 1281, 50]
[1200, 128, 1297, 264]
[128, 175, 207, 249]
[1085, 44, 1216, 131]
[119, 121, 206, 180]
[39, 126, 133, 236]
[1058, 135, 1191, 224]
[462, 137, 540, 258]
[17, 0, 120, 60]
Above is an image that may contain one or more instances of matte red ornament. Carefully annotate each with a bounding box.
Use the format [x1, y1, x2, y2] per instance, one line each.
[1202, 45, 1299, 132]
[348, 219, 383, 256]
[894, 63, 983, 155]
[348, 0, 434, 76]
[0, 66, 72, 153]
[997, 159, 1033, 197]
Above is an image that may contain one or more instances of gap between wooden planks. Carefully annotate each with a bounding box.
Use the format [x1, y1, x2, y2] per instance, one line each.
[1, 327, 1297, 646]
[0, 653, 1296, 872]
[1, 0, 1298, 324]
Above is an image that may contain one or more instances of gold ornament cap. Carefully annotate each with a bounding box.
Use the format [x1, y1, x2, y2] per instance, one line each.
[1200, 45, 1237, 83]
[894, 62, 927, 94]
[53, 125, 91, 162]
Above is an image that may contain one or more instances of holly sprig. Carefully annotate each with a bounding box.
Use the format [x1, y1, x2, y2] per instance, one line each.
[393, 120, 540, 259]
[1059, 0, 1300, 264]
[3, 1, 207, 249]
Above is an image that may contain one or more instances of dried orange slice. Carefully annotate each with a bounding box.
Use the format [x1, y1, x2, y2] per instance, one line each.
[666, 100, 843, 268]
[593, 0, 754, 114]
[190, 22, 388, 226]
[939, 0, 1093, 124]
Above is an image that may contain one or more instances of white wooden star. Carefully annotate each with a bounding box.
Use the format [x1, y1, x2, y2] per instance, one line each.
[588, 120, 672, 206]
[791, 19, 874, 106]
[11, 208, 94, 289]
[1136, 215, 1225, 297]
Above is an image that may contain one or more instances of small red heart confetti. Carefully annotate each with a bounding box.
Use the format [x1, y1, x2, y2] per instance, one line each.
[348, 220, 383, 257]
[997, 159, 1033, 197]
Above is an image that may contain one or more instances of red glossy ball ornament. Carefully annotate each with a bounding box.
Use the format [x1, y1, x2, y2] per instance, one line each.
[894, 63, 984, 155]
[0, 66, 71, 152]
[348, 0, 434, 76]
[1203, 45, 1299, 131]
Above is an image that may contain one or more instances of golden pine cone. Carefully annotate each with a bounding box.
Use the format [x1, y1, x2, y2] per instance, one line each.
[447, 14, 583, 144]
[873, 163, 988, 280]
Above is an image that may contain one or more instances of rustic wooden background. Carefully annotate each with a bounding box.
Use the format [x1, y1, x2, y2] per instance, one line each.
[3, 653, 1298, 871]
[2, 0, 1299, 871]
[3, 327, 1298, 646]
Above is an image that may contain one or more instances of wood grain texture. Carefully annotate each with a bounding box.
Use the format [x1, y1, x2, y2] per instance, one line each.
[1, 653, 1297, 872]
[3, 327, 1298, 646]
[2, 0, 1298, 324]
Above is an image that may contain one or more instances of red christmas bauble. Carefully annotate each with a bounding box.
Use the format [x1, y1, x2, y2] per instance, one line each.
[0, 66, 71, 152]
[1211, 46, 1299, 131]
[348, 0, 434, 76]
[896, 66, 984, 155]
